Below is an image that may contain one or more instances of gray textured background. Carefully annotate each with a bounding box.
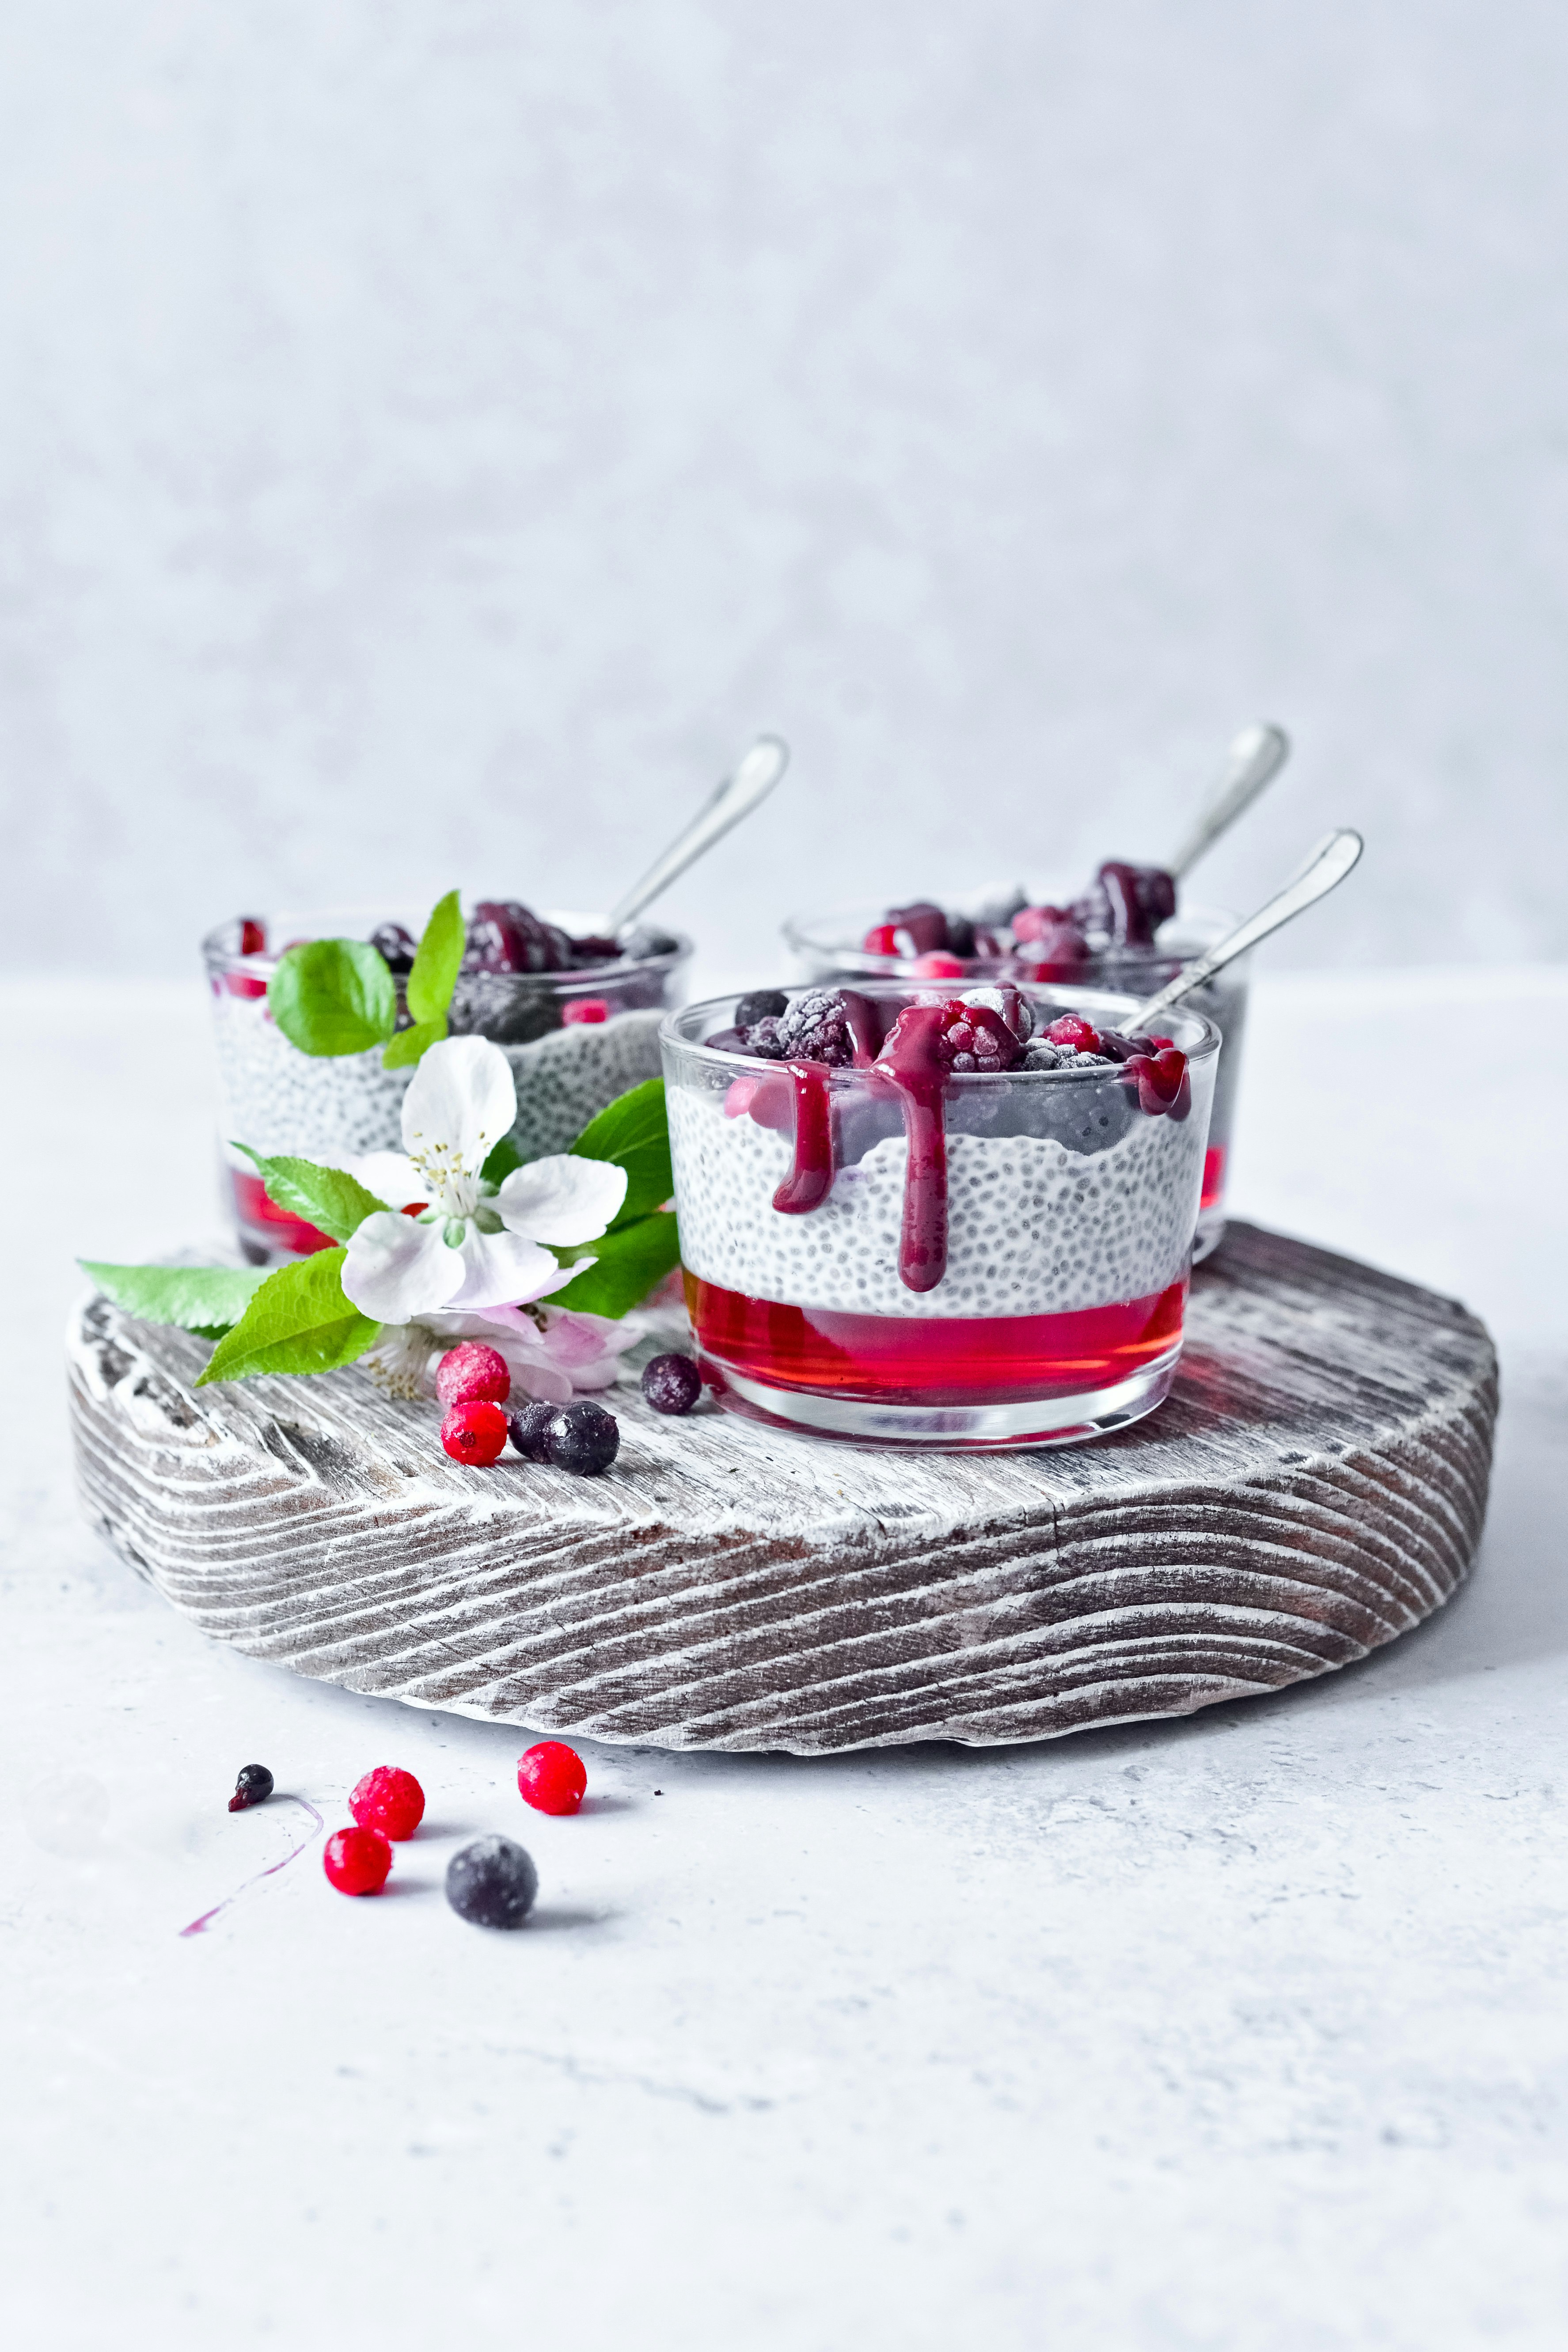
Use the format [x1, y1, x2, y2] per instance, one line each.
[2, 1, 1563, 979]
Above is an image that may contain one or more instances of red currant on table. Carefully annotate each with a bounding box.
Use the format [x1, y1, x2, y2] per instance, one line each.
[436, 1343, 512, 1409]
[323, 1825, 392, 1895]
[441, 1400, 510, 1465]
[349, 1766, 426, 1840]
[518, 1741, 588, 1816]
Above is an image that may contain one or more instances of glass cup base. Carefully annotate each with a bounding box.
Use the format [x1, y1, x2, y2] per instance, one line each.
[697, 1342, 1183, 1451]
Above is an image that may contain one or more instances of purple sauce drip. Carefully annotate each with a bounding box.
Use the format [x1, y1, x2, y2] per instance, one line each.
[771, 1063, 836, 1213]
[873, 1003, 951, 1294]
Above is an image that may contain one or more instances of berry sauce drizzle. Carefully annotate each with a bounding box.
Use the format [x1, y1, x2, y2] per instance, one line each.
[771, 1064, 836, 1213]
[874, 1004, 951, 1293]
[178, 1794, 325, 1939]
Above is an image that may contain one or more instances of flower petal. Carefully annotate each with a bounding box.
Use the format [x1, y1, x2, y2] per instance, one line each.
[441, 1225, 584, 1315]
[493, 1154, 628, 1244]
[400, 1036, 517, 1180]
[342, 1212, 468, 1323]
[342, 1151, 428, 1208]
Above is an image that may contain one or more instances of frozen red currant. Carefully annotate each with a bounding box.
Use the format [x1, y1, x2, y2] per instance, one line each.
[518, 1741, 588, 1817]
[323, 1825, 392, 1896]
[436, 1343, 511, 1409]
[349, 1765, 426, 1841]
[441, 1400, 510, 1466]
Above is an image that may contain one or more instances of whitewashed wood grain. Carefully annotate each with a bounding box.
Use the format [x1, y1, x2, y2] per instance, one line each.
[67, 1224, 1497, 1753]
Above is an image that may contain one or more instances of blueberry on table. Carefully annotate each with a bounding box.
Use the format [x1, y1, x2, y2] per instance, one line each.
[508, 1401, 557, 1461]
[641, 1353, 702, 1416]
[446, 1836, 539, 1929]
[546, 1401, 621, 1475]
[228, 1764, 274, 1813]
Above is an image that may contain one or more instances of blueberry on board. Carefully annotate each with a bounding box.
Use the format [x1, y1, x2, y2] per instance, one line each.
[509, 1402, 557, 1461]
[641, 1354, 702, 1416]
[546, 1401, 621, 1476]
[446, 1836, 539, 1929]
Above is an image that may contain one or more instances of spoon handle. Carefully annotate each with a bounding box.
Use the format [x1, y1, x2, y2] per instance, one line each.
[1129, 828, 1363, 1032]
[1166, 723, 1291, 883]
[608, 735, 790, 937]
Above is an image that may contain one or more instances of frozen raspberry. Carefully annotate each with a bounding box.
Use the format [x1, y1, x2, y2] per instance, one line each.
[323, 1825, 392, 1896]
[861, 923, 902, 957]
[436, 1343, 512, 1409]
[446, 1835, 538, 1929]
[228, 1764, 273, 1813]
[1044, 1013, 1102, 1054]
[508, 1400, 557, 1459]
[774, 990, 858, 1066]
[886, 901, 950, 955]
[931, 997, 1025, 1074]
[961, 985, 1033, 1043]
[441, 1400, 510, 1466]
[562, 997, 609, 1025]
[349, 1766, 426, 1841]
[518, 1741, 588, 1816]
[544, 1400, 620, 1476]
[734, 989, 787, 1031]
[642, 1352, 702, 1415]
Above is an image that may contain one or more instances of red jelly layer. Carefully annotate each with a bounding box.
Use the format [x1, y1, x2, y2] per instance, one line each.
[230, 1170, 335, 1256]
[1201, 1145, 1226, 1212]
[686, 1275, 1188, 1407]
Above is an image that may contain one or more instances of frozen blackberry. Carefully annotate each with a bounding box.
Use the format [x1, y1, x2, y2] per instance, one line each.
[1021, 1041, 1064, 1070]
[745, 1016, 787, 1060]
[1072, 862, 1177, 948]
[464, 900, 572, 975]
[734, 989, 788, 1032]
[509, 1401, 558, 1461]
[774, 990, 857, 1066]
[546, 1400, 621, 1475]
[446, 1835, 539, 1929]
[642, 1352, 702, 1415]
[369, 922, 417, 974]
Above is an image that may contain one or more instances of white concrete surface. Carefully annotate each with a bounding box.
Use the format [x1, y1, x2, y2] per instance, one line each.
[2, 963, 1565, 2348]
[2, 4, 1565, 980]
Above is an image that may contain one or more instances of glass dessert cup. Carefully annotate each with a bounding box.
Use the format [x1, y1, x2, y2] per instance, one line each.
[783, 899, 1245, 1263]
[204, 907, 691, 1262]
[662, 983, 1218, 1450]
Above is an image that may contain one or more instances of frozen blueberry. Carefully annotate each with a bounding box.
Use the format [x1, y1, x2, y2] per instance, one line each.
[546, 1400, 621, 1475]
[734, 988, 788, 1032]
[642, 1353, 702, 1415]
[446, 1835, 539, 1929]
[508, 1401, 558, 1461]
[228, 1764, 273, 1813]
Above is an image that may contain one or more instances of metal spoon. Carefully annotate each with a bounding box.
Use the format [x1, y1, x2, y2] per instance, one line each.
[607, 734, 790, 937]
[1129, 828, 1363, 1032]
[1166, 722, 1291, 884]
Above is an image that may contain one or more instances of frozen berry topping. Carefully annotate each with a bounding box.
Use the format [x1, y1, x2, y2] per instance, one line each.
[772, 989, 859, 1066]
[228, 1764, 273, 1813]
[734, 988, 788, 1032]
[508, 1400, 557, 1461]
[435, 1342, 512, 1410]
[441, 1400, 511, 1466]
[349, 1766, 426, 1842]
[446, 1835, 538, 1929]
[323, 1825, 392, 1896]
[929, 997, 1026, 1074]
[369, 921, 418, 974]
[642, 1351, 702, 1415]
[518, 1741, 588, 1816]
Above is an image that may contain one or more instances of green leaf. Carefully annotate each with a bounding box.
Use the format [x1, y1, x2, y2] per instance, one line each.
[383, 1017, 446, 1071]
[406, 889, 465, 1026]
[547, 1210, 682, 1319]
[80, 1261, 269, 1339]
[569, 1079, 672, 1228]
[232, 1147, 390, 1243]
[269, 939, 397, 1058]
[196, 1248, 380, 1385]
[481, 1135, 522, 1186]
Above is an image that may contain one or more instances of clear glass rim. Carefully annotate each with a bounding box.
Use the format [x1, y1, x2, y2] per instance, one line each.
[202, 907, 693, 985]
[661, 980, 1220, 1082]
[780, 897, 1240, 974]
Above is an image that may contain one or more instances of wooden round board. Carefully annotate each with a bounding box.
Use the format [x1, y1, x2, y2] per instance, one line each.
[68, 1223, 1498, 1755]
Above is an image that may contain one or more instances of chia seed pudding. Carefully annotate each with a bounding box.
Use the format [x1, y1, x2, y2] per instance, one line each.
[784, 871, 1246, 1261]
[662, 981, 1218, 1450]
[205, 905, 689, 1259]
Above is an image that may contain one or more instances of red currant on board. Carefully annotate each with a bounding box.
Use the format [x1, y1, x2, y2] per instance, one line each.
[349, 1766, 426, 1841]
[518, 1742, 588, 1817]
[323, 1825, 392, 1896]
[436, 1343, 512, 1409]
[441, 1401, 510, 1466]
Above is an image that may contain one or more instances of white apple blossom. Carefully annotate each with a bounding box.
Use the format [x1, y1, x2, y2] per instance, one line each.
[340, 1036, 626, 1326]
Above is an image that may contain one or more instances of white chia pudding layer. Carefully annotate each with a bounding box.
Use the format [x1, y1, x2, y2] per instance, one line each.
[668, 1087, 1207, 1318]
[212, 997, 666, 1166]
